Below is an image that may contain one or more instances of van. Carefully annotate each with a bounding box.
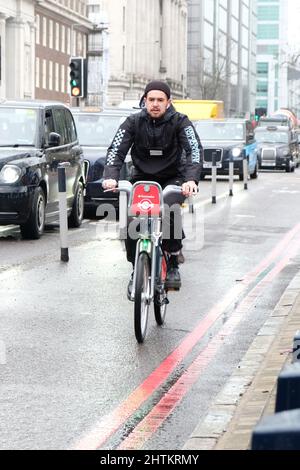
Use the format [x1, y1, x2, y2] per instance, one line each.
[172, 100, 224, 121]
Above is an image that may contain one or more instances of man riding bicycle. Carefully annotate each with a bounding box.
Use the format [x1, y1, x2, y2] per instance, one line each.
[102, 80, 203, 297]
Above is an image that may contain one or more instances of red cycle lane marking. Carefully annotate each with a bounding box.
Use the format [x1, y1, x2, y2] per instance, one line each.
[118, 237, 300, 450]
[72, 222, 300, 450]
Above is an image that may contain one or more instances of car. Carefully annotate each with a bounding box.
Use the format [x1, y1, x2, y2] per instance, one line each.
[257, 116, 293, 130]
[254, 125, 299, 172]
[0, 100, 85, 239]
[71, 107, 137, 217]
[194, 119, 258, 180]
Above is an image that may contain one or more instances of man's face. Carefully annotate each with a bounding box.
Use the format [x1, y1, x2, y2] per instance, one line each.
[144, 90, 171, 119]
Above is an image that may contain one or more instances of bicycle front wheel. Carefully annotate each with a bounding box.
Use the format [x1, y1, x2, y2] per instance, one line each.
[134, 252, 151, 343]
[154, 254, 168, 326]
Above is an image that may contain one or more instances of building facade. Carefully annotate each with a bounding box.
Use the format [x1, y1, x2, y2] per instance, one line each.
[187, 0, 257, 117]
[256, 0, 288, 114]
[0, 0, 92, 102]
[89, 0, 188, 107]
[35, 0, 92, 103]
[0, 0, 35, 100]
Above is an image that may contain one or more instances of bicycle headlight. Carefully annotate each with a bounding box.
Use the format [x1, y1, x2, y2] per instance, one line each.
[0, 165, 22, 184]
[232, 147, 242, 158]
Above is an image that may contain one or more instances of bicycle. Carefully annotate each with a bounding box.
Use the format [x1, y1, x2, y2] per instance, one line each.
[117, 180, 183, 343]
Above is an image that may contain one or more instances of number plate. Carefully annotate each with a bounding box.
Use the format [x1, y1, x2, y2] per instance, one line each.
[203, 162, 222, 169]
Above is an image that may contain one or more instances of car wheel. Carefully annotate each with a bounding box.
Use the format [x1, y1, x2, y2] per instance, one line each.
[286, 159, 292, 173]
[20, 187, 46, 239]
[69, 181, 84, 227]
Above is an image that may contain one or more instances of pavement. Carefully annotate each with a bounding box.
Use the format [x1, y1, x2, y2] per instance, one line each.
[183, 270, 300, 451]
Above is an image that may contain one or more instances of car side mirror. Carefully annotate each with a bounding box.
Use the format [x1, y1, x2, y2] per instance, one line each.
[47, 132, 61, 147]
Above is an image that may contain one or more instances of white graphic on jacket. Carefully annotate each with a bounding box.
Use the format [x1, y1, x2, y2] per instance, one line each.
[106, 129, 126, 165]
[184, 126, 200, 163]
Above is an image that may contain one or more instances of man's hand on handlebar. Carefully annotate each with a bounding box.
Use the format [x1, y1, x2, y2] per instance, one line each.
[181, 181, 198, 197]
[102, 179, 118, 192]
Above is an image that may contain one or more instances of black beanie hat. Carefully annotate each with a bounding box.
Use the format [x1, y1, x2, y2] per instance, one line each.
[139, 80, 171, 107]
[144, 80, 171, 98]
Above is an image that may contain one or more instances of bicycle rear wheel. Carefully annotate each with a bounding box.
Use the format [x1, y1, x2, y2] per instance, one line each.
[154, 253, 168, 326]
[134, 252, 150, 343]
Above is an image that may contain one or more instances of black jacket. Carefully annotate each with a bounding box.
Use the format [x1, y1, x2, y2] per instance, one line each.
[103, 105, 203, 183]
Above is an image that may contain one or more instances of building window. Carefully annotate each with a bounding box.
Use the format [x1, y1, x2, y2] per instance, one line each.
[55, 63, 59, 92]
[257, 24, 279, 40]
[61, 64, 65, 93]
[36, 57, 40, 88]
[42, 59, 47, 89]
[61, 25, 65, 53]
[258, 6, 279, 21]
[49, 61, 53, 91]
[55, 23, 60, 51]
[36, 15, 40, 45]
[67, 27, 71, 55]
[42, 17, 47, 47]
[257, 62, 268, 77]
[257, 81, 268, 93]
[49, 20, 53, 49]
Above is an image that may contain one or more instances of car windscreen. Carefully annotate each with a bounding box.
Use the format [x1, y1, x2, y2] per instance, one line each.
[195, 121, 245, 141]
[73, 113, 127, 146]
[0, 107, 38, 146]
[255, 131, 289, 144]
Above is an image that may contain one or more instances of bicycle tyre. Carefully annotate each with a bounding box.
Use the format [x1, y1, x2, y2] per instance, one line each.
[154, 254, 168, 326]
[134, 252, 150, 343]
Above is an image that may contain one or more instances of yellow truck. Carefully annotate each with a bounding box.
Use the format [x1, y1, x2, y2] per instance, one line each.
[172, 99, 224, 121]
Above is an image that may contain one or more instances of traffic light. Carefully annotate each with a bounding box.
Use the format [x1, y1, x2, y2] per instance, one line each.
[255, 107, 267, 121]
[69, 57, 85, 98]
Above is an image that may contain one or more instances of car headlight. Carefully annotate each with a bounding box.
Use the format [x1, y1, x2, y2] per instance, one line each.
[282, 149, 289, 157]
[0, 165, 22, 184]
[232, 147, 242, 158]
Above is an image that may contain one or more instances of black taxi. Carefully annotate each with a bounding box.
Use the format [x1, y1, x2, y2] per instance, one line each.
[254, 125, 299, 172]
[0, 100, 85, 238]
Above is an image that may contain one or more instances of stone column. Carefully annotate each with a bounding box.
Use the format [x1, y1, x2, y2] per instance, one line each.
[6, 17, 26, 99]
[29, 21, 36, 99]
[0, 13, 8, 99]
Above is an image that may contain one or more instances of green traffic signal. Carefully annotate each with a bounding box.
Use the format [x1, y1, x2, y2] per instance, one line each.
[69, 57, 85, 98]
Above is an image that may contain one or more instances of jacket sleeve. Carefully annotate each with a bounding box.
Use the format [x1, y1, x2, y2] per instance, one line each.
[103, 115, 135, 181]
[177, 115, 203, 183]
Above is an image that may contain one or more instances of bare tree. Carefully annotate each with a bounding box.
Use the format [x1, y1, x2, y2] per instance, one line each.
[198, 55, 228, 100]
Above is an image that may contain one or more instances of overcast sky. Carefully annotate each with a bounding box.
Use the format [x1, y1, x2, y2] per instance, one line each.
[288, 0, 300, 46]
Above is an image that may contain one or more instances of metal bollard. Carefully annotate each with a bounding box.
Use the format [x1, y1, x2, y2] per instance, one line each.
[58, 162, 70, 262]
[275, 363, 300, 412]
[211, 152, 217, 204]
[229, 155, 234, 196]
[119, 189, 128, 240]
[188, 196, 194, 214]
[251, 409, 300, 450]
[243, 154, 248, 190]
